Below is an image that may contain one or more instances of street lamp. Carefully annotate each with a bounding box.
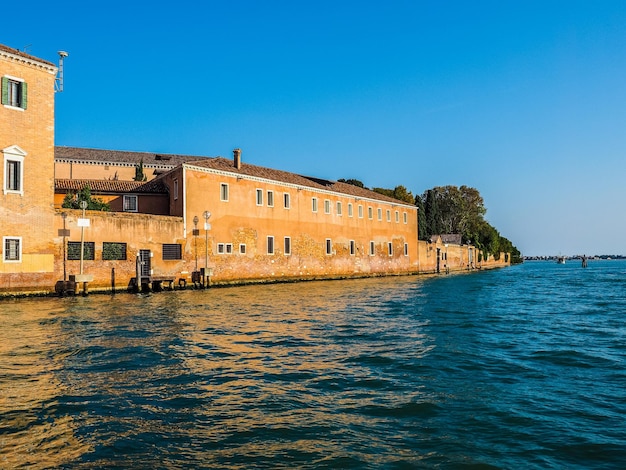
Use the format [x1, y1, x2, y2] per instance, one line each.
[203, 210, 211, 287]
[193, 216, 199, 272]
[61, 212, 68, 282]
[79, 200, 88, 275]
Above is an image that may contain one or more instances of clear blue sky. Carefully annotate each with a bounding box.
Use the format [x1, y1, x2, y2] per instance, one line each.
[6, 1, 626, 256]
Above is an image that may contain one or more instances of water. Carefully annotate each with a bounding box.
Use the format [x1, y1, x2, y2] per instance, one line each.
[1, 261, 625, 469]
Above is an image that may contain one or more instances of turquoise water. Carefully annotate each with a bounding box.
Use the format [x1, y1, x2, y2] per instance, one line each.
[1, 261, 625, 469]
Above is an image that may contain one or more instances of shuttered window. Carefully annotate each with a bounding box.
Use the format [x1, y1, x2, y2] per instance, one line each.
[1, 77, 27, 109]
[162, 243, 182, 260]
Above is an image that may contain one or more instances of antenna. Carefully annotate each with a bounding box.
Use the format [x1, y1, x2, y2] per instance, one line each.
[55, 51, 69, 93]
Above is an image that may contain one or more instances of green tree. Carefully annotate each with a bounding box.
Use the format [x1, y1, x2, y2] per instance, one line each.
[338, 178, 366, 188]
[134, 159, 147, 182]
[415, 194, 428, 240]
[61, 185, 110, 211]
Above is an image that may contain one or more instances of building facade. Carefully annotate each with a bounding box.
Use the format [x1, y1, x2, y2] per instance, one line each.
[1, 45, 58, 293]
[1, 43, 508, 296]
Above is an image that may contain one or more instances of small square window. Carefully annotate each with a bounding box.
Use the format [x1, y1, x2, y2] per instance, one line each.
[123, 195, 138, 212]
[226, 243, 233, 254]
[68, 241, 95, 260]
[217, 243, 225, 254]
[162, 243, 182, 260]
[239, 243, 247, 254]
[103, 242, 127, 260]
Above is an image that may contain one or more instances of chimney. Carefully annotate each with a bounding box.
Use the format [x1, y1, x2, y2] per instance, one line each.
[233, 148, 242, 170]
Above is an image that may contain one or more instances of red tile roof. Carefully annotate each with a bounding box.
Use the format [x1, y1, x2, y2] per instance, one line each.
[55, 179, 168, 194]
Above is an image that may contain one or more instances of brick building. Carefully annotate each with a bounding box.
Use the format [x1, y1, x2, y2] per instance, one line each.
[0, 44, 58, 293]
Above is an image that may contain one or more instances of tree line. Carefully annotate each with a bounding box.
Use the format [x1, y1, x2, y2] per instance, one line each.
[339, 179, 522, 264]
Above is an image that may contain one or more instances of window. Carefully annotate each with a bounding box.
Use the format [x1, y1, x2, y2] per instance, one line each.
[336, 201, 342, 216]
[377, 208, 382, 220]
[348, 203, 353, 217]
[368, 207, 373, 219]
[387, 209, 391, 222]
[173, 179, 179, 200]
[312, 197, 318, 213]
[388, 242, 393, 256]
[220, 183, 229, 201]
[350, 240, 355, 256]
[358, 205, 363, 218]
[102, 242, 127, 260]
[218, 243, 233, 254]
[256, 189, 263, 206]
[395, 211, 400, 223]
[326, 239, 332, 255]
[68, 242, 95, 260]
[3, 237, 21, 262]
[369, 241, 375, 256]
[284, 237, 291, 256]
[3, 145, 25, 195]
[162, 243, 182, 260]
[403, 212, 408, 224]
[123, 195, 138, 212]
[283, 193, 290, 209]
[324, 199, 331, 214]
[1, 77, 27, 110]
[267, 236, 274, 255]
[404, 243, 409, 256]
[267, 190, 274, 207]
[239, 243, 247, 254]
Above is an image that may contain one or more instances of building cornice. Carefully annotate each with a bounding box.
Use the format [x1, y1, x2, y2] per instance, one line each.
[0, 49, 57, 74]
[182, 163, 416, 210]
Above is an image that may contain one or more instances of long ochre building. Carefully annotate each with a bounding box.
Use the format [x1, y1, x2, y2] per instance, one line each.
[1, 44, 508, 296]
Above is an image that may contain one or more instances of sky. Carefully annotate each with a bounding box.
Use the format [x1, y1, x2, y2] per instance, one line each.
[5, 1, 626, 256]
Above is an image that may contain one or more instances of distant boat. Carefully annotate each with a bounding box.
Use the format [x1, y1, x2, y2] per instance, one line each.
[557, 256, 566, 264]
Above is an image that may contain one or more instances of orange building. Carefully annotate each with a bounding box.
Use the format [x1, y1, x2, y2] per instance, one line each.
[1, 43, 507, 296]
[0, 44, 58, 293]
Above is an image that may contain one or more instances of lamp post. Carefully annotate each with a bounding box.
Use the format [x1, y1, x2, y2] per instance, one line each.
[193, 216, 199, 272]
[203, 210, 211, 287]
[61, 212, 68, 282]
[79, 200, 88, 275]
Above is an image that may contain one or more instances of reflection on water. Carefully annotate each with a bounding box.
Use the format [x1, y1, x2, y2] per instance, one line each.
[2, 265, 626, 468]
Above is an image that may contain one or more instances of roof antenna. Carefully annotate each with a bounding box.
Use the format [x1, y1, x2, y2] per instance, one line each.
[55, 51, 69, 92]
